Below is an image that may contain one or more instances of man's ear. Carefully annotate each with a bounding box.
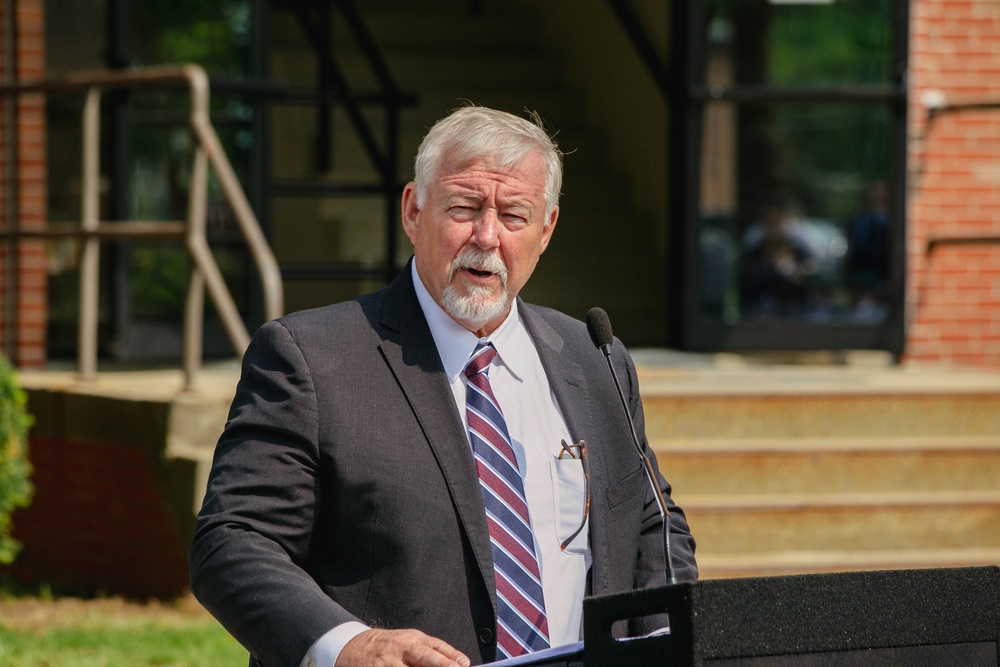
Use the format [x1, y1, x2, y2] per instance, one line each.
[539, 206, 559, 254]
[401, 182, 420, 244]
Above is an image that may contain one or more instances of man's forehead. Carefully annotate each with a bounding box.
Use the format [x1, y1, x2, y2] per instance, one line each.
[437, 156, 546, 198]
[443, 185, 536, 204]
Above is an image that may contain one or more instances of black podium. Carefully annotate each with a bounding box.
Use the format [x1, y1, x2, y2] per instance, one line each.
[580, 566, 1000, 666]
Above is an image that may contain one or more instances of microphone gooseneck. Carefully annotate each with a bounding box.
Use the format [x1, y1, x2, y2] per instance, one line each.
[586, 307, 677, 586]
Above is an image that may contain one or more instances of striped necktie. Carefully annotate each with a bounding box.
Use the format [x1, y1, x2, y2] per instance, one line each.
[464, 343, 550, 658]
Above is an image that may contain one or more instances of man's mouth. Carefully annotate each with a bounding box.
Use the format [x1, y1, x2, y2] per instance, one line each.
[449, 248, 508, 288]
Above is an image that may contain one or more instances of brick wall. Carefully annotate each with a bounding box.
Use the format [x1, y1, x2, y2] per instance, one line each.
[8, 436, 192, 599]
[0, 0, 46, 368]
[907, 0, 1000, 366]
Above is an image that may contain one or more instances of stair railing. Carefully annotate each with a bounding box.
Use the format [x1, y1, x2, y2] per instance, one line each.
[0, 64, 283, 389]
[275, 0, 418, 286]
[605, 0, 670, 99]
[911, 95, 1000, 328]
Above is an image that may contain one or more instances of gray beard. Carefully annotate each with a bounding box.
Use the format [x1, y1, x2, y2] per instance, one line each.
[440, 282, 511, 328]
[441, 246, 511, 328]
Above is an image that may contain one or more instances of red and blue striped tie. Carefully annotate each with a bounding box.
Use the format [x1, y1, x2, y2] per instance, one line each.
[465, 343, 550, 658]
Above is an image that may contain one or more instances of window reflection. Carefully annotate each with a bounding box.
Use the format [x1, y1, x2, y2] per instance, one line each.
[704, 0, 893, 87]
[696, 0, 895, 326]
[844, 180, 891, 321]
[698, 103, 891, 324]
[123, 0, 256, 359]
[738, 192, 848, 320]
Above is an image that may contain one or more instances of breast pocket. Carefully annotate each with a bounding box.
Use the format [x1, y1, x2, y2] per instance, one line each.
[550, 457, 589, 555]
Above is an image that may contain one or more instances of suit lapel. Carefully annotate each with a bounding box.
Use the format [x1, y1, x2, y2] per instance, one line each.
[376, 267, 496, 605]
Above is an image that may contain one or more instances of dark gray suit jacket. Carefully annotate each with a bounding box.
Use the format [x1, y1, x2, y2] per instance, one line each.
[189, 266, 697, 667]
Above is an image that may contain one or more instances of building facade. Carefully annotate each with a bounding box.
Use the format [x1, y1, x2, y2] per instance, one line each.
[907, 0, 1000, 366]
[1, 0, 998, 369]
[0, 0, 45, 367]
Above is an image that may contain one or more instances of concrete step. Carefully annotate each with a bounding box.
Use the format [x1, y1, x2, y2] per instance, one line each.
[682, 490, 1000, 554]
[636, 364, 1000, 579]
[639, 389, 1000, 441]
[655, 437, 1000, 495]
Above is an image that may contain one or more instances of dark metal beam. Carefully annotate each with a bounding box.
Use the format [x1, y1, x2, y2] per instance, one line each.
[606, 0, 670, 99]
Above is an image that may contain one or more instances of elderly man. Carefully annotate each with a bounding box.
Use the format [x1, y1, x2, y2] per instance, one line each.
[190, 106, 697, 667]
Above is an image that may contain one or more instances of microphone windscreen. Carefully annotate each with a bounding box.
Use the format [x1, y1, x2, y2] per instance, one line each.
[586, 307, 614, 349]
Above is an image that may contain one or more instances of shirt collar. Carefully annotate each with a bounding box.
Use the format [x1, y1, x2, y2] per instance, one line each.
[411, 259, 533, 382]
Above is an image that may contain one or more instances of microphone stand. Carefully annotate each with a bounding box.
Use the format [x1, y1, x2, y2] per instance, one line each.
[595, 343, 677, 587]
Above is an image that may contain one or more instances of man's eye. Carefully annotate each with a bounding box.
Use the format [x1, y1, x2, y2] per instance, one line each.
[502, 214, 528, 225]
[450, 206, 477, 219]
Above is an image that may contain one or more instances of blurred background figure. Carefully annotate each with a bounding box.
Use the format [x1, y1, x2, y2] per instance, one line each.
[846, 181, 890, 322]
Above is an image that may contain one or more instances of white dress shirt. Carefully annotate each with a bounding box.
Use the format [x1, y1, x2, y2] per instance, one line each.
[300, 262, 591, 666]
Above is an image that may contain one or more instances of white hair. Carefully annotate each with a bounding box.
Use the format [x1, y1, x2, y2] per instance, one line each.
[413, 106, 563, 222]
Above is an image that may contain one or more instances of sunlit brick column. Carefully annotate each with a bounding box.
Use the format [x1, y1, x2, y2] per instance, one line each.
[0, 0, 46, 368]
[907, 0, 1000, 367]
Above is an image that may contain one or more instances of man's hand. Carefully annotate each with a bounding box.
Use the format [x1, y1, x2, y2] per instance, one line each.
[336, 628, 472, 667]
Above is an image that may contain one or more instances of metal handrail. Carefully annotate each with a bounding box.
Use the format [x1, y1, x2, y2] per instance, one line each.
[0, 64, 283, 389]
[606, 0, 670, 99]
[912, 95, 1000, 328]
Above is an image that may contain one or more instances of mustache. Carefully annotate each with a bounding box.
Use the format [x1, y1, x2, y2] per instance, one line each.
[450, 248, 508, 284]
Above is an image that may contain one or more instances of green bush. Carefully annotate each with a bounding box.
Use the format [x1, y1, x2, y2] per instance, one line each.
[0, 354, 33, 565]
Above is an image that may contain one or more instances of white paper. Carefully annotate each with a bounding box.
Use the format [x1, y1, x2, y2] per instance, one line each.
[485, 640, 585, 666]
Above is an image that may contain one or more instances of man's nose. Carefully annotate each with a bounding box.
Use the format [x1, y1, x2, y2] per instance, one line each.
[470, 210, 501, 248]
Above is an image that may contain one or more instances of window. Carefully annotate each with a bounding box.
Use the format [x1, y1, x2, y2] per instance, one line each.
[669, 0, 907, 352]
[44, 0, 264, 361]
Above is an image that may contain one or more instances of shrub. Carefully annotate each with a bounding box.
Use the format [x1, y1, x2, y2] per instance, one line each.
[0, 354, 33, 564]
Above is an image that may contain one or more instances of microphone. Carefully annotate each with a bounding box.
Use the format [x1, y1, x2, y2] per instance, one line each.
[586, 307, 677, 586]
[586, 306, 615, 354]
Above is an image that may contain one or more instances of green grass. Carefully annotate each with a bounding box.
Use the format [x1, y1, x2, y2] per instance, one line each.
[0, 596, 249, 667]
[0, 623, 248, 666]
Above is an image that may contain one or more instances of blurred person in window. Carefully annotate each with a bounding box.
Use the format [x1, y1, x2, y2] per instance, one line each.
[846, 181, 890, 321]
[740, 195, 819, 318]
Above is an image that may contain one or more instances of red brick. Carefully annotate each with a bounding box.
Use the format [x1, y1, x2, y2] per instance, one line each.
[7, 435, 189, 598]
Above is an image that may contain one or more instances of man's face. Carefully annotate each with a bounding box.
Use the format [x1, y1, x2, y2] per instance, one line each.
[402, 150, 558, 337]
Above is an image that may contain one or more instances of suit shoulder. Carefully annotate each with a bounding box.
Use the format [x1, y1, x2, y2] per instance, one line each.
[521, 302, 586, 332]
[255, 289, 386, 344]
[275, 299, 362, 328]
[519, 302, 596, 352]
[521, 302, 634, 367]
